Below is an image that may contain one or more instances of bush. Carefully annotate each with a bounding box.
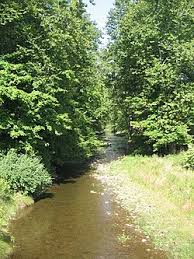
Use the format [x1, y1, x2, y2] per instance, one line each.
[0, 179, 12, 202]
[184, 146, 194, 170]
[0, 150, 52, 197]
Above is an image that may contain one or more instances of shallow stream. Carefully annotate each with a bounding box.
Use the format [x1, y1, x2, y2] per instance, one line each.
[10, 135, 166, 259]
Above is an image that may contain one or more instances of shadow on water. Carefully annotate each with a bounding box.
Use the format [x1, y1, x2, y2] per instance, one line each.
[35, 192, 55, 202]
[36, 160, 90, 202]
[54, 158, 92, 181]
[36, 163, 89, 202]
[9, 134, 167, 259]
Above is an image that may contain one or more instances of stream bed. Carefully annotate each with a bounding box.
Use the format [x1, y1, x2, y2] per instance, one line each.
[10, 136, 166, 259]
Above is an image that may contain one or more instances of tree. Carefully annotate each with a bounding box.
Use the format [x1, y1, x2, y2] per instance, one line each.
[107, 0, 194, 154]
[0, 0, 108, 167]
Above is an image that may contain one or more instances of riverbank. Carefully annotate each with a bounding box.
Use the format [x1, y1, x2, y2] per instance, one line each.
[95, 154, 194, 258]
[0, 150, 52, 258]
[0, 190, 33, 258]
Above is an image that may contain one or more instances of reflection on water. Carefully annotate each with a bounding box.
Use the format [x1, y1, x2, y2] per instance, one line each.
[10, 135, 166, 259]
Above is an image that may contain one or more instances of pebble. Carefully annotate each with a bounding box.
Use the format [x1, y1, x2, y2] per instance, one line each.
[90, 190, 97, 194]
[125, 224, 133, 227]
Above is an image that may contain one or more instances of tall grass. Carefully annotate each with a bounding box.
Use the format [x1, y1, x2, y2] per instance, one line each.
[104, 154, 194, 258]
[110, 155, 194, 210]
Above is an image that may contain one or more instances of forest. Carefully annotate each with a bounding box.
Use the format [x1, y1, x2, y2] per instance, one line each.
[0, 0, 194, 258]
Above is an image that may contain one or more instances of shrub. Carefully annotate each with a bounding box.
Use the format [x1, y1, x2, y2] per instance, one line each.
[184, 146, 194, 170]
[0, 150, 52, 197]
[0, 179, 12, 202]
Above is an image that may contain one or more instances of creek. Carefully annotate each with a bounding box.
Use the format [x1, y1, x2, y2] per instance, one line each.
[10, 135, 166, 259]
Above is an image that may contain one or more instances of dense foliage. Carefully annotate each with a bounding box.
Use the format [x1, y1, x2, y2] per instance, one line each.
[0, 179, 12, 202]
[184, 146, 194, 170]
[0, 0, 107, 167]
[107, 0, 194, 154]
[0, 150, 52, 197]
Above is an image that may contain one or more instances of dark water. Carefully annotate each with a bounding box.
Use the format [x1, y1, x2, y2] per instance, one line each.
[10, 135, 166, 259]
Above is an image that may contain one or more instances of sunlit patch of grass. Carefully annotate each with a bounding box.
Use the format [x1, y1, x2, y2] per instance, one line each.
[110, 155, 194, 210]
[102, 153, 194, 258]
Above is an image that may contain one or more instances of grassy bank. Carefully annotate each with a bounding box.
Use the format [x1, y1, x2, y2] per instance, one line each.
[0, 189, 33, 258]
[96, 153, 194, 258]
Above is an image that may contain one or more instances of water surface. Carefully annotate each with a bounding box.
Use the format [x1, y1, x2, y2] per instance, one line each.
[10, 136, 166, 259]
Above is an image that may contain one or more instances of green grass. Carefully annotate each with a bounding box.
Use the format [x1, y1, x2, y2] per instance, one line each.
[102, 154, 194, 258]
[0, 190, 33, 258]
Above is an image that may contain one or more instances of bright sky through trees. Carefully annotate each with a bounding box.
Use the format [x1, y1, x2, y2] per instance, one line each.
[84, 0, 115, 45]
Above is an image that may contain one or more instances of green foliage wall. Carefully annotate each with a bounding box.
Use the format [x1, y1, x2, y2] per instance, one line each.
[107, 0, 194, 154]
[0, 0, 108, 166]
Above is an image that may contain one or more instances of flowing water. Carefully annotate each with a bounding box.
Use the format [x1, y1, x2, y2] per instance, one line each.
[10, 135, 166, 259]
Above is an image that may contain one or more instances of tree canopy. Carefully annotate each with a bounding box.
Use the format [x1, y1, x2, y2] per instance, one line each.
[107, 0, 194, 154]
[0, 0, 108, 166]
